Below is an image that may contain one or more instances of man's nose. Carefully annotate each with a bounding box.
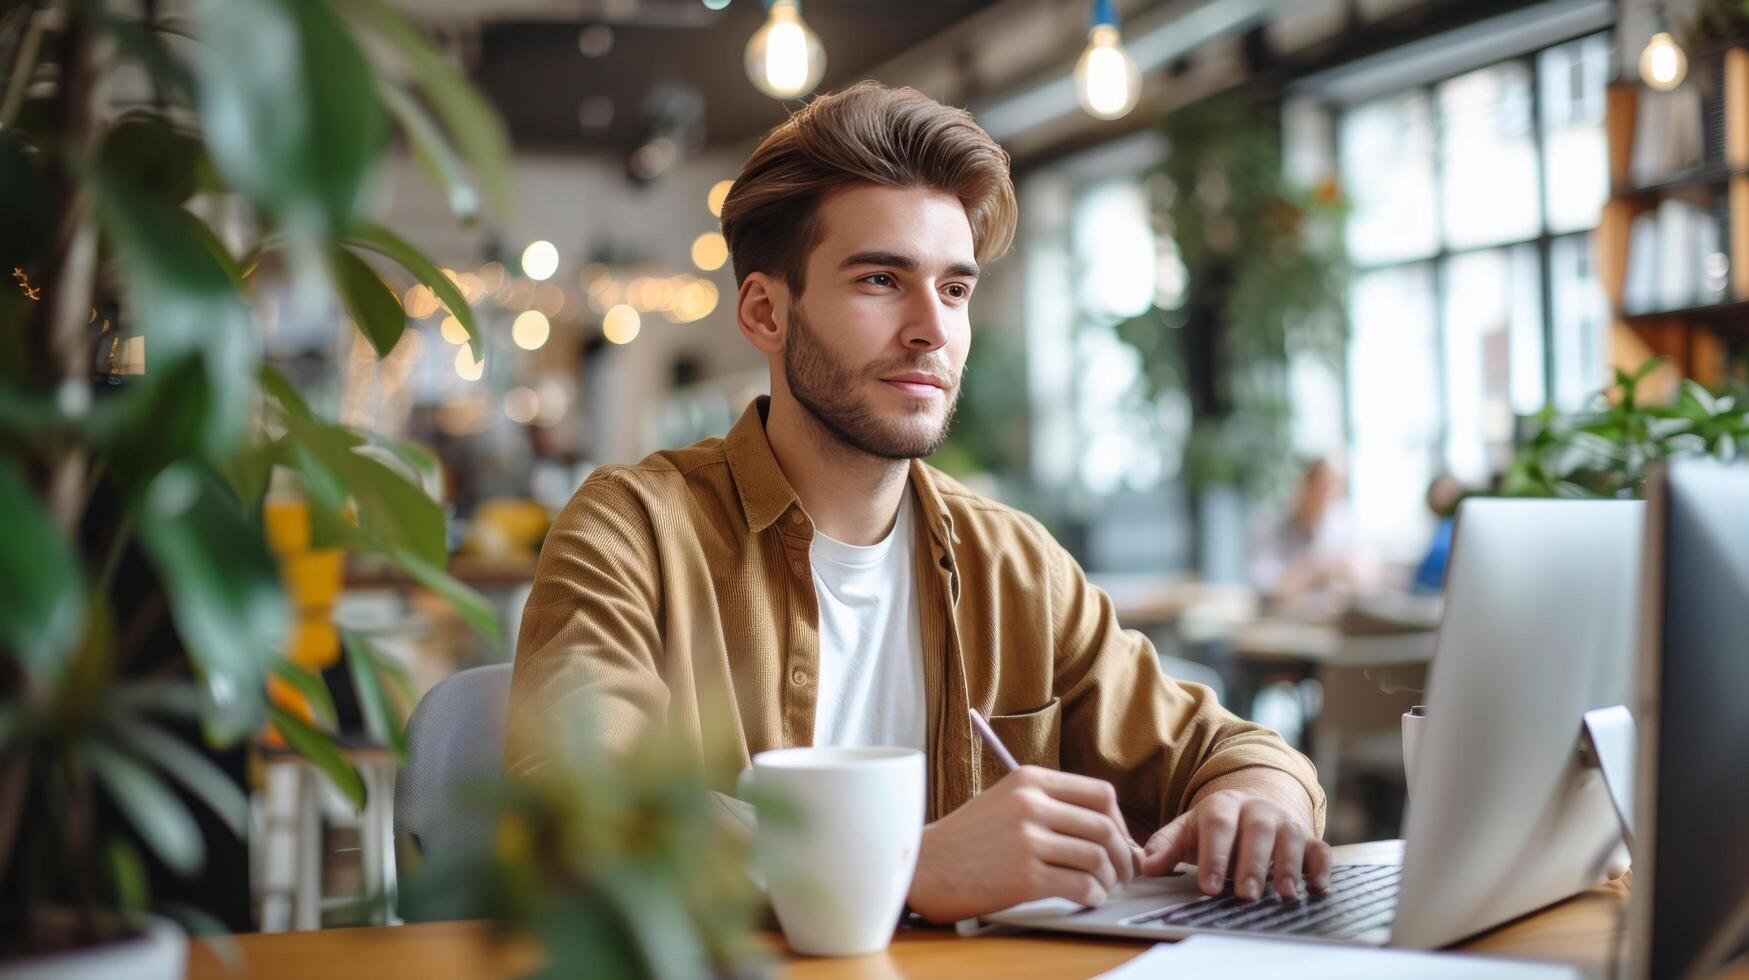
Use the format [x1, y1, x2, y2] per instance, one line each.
[901, 289, 949, 351]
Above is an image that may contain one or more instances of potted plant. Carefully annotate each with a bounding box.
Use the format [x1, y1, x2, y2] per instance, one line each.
[397, 721, 773, 979]
[0, 0, 514, 973]
[1505, 357, 1749, 498]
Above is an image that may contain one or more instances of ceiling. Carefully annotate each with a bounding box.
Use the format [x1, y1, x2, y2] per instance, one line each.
[465, 0, 1008, 161]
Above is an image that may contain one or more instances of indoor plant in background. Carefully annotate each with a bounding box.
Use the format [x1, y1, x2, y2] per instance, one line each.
[1506, 357, 1749, 498]
[1112, 96, 1348, 568]
[0, 0, 517, 973]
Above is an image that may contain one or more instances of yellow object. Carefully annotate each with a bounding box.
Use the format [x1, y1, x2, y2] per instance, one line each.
[287, 617, 341, 670]
[281, 548, 344, 611]
[264, 673, 316, 750]
[464, 498, 551, 557]
[264, 497, 311, 554]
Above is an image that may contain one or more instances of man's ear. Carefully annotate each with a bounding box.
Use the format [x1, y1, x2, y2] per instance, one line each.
[736, 272, 787, 356]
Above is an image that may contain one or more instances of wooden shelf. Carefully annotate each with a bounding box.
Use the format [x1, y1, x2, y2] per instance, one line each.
[1622, 299, 1749, 334]
[1598, 46, 1749, 387]
[1615, 165, 1747, 201]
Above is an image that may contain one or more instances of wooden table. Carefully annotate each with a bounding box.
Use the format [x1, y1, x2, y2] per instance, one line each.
[189, 841, 1749, 980]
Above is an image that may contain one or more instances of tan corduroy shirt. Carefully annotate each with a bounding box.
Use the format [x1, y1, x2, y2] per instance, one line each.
[506, 397, 1325, 837]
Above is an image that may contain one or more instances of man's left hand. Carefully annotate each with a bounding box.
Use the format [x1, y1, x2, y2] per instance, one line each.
[1137, 768, 1331, 901]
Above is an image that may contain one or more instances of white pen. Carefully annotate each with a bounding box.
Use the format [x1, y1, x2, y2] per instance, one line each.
[968, 707, 1021, 773]
[969, 706, 1143, 849]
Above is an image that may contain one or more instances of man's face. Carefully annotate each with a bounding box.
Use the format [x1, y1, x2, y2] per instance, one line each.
[779, 184, 978, 460]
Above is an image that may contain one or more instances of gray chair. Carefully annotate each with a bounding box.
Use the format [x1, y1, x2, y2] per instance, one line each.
[394, 663, 513, 860]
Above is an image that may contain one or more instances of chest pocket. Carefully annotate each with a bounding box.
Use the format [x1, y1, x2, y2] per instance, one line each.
[977, 696, 1062, 790]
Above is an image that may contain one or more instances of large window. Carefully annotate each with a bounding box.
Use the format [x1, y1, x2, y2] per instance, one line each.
[1338, 32, 1613, 560]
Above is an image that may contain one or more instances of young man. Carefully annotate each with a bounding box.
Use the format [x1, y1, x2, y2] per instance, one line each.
[506, 81, 1330, 923]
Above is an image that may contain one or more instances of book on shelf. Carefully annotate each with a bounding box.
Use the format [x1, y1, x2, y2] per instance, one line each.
[1623, 197, 1732, 315]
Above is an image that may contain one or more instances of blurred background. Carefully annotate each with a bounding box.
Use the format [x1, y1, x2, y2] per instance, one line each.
[7, 0, 1749, 953]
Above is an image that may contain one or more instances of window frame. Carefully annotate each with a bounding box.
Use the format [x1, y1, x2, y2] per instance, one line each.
[1335, 30, 1612, 477]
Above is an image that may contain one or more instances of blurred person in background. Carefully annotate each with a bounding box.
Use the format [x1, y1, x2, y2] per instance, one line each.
[506, 81, 1331, 923]
[1249, 458, 1379, 617]
[1412, 473, 1466, 594]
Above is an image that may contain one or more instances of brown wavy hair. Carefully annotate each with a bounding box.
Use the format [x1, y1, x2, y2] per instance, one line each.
[719, 80, 1017, 294]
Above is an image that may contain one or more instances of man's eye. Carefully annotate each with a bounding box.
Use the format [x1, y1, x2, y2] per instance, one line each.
[944, 284, 970, 299]
[865, 273, 895, 287]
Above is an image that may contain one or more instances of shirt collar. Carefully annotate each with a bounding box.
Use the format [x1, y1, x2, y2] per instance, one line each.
[723, 395, 959, 548]
[724, 396, 800, 534]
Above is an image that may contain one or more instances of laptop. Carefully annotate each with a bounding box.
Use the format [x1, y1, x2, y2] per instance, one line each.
[980, 498, 1643, 948]
[1628, 460, 1749, 980]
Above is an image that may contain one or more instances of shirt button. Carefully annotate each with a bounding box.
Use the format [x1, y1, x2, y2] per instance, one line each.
[789, 510, 804, 525]
[792, 560, 807, 576]
[791, 669, 808, 686]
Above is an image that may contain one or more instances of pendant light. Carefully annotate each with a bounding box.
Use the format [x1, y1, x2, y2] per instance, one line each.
[1639, 4, 1688, 92]
[745, 0, 826, 100]
[1075, 0, 1141, 121]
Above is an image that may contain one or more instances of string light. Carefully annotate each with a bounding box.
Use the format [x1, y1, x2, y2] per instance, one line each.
[505, 387, 540, 424]
[1074, 0, 1141, 121]
[603, 304, 641, 344]
[512, 310, 551, 351]
[440, 315, 469, 345]
[745, 0, 825, 99]
[521, 240, 560, 281]
[692, 232, 728, 271]
[476, 262, 507, 293]
[403, 284, 439, 319]
[707, 179, 734, 217]
[454, 346, 484, 381]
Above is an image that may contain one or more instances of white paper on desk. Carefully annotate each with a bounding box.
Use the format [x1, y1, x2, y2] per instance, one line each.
[1095, 935, 1583, 979]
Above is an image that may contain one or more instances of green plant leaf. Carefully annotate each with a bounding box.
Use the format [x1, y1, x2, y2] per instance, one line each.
[370, 643, 419, 710]
[343, 633, 407, 761]
[268, 704, 366, 810]
[338, 0, 514, 221]
[135, 465, 287, 744]
[347, 223, 481, 361]
[109, 718, 250, 838]
[378, 82, 479, 223]
[0, 458, 84, 685]
[106, 836, 151, 913]
[597, 866, 713, 979]
[311, 427, 446, 567]
[195, 0, 388, 237]
[218, 438, 278, 514]
[89, 743, 204, 875]
[375, 436, 441, 495]
[98, 113, 207, 205]
[390, 549, 501, 648]
[270, 657, 339, 730]
[330, 246, 406, 358]
[91, 174, 259, 457]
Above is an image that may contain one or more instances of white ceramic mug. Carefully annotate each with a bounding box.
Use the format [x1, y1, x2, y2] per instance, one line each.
[737, 746, 925, 957]
[1402, 705, 1427, 794]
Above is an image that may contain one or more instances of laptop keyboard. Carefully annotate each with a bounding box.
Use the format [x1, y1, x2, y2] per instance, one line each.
[1127, 863, 1401, 940]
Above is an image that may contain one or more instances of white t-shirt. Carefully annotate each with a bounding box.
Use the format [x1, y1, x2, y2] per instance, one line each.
[808, 488, 928, 754]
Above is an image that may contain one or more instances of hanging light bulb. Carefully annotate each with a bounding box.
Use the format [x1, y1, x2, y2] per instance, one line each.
[745, 0, 825, 99]
[1640, 8, 1687, 92]
[1075, 0, 1141, 121]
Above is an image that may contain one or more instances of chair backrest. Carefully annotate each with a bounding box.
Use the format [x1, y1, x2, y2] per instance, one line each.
[394, 662, 513, 858]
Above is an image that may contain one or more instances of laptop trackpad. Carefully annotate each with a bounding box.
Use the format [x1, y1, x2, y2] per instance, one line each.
[986, 872, 1204, 922]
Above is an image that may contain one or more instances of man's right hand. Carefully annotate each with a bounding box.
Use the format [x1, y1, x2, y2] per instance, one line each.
[904, 766, 1143, 923]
